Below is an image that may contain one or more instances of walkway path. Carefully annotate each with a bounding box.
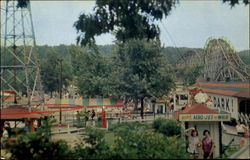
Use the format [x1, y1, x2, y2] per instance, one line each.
[237, 145, 250, 159]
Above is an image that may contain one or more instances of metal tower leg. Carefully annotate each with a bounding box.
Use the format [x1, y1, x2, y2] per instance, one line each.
[1, 0, 44, 109]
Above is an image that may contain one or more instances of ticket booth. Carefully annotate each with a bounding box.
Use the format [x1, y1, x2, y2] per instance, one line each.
[174, 103, 231, 158]
[154, 98, 167, 114]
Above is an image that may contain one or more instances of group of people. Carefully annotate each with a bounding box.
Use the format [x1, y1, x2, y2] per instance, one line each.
[84, 110, 96, 121]
[184, 127, 215, 159]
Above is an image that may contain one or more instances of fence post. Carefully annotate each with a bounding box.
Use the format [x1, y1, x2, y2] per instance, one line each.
[68, 124, 70, 134]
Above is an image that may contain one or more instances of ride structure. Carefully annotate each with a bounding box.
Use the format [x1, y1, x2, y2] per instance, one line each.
[203, 37, 249, 82]
[175, 37, 249, 82]
[1, 0, 44, 109]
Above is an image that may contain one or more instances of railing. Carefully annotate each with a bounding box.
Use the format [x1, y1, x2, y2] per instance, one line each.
[229, 144, 250, 159]
[51, 113, 172, 134]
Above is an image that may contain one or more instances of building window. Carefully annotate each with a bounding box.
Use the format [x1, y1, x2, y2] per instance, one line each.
[180, 95, 188, 100]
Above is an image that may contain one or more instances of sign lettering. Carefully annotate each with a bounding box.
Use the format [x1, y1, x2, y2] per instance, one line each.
[179, 113, 231, 121]
[217, 98, 220, 108]
[214, 97, 217, 107]
[225, 99, 229, 111]
[221, 98, 225, 109]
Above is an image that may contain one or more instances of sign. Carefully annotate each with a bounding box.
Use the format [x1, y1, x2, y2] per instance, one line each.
[156, 98, 167, 103]
[206, 93, 238, 119]
[179, 113, 231, 121]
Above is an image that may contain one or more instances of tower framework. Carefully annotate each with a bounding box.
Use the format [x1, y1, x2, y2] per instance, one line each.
[1, 0, 44, 108]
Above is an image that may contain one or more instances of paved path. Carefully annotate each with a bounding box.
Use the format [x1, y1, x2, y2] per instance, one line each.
[237, 145, 250, 159]
[51, 132, 85, 147]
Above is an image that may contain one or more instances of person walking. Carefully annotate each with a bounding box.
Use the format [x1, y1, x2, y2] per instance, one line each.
[91, 110, 96, 120]
[184, 127, 201, 159]
[202, 130, 215, 159]
[85, 111, 90, 121]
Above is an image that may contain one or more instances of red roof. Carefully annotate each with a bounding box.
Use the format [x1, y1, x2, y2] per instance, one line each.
[233, 89, 250, 98]
[173, 103, 218, 120]
[0, 105, 45, 120]
[197, 88, 238, 97]
[189, 81, 250, 98]
[195, 82, 249, 88]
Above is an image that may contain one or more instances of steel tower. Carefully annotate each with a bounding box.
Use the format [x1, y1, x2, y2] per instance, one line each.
[1, 0, 44, 109]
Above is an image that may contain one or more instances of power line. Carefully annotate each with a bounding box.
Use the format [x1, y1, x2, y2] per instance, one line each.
[160, 21, 201, 84]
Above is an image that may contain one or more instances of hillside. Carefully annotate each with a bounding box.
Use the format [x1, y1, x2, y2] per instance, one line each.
[3, 44, 248, 66]
[238, 50, 250, 66]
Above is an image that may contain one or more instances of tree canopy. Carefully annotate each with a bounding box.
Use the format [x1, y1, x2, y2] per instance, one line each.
[16, 0, 30, 8]
[111, 39, 175, 100]
[109, 39, 175, 118]
[40, 48, 72, 96]
[176, 65, 204, 86]
[74, 0, 177, 47]
[74, 0, 248, 47]
[222, 0, 249, 7]
[71, 46, 112, 97]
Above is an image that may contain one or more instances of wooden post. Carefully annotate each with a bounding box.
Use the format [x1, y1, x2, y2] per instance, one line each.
[141, 98, 144, 119]
[30, 119, 35, 132]
[37, 119, 41, 128]
[102, 109, 107, 128]
[219, 122, 223, 155]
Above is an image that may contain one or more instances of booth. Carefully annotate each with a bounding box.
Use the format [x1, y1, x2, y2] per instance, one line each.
[154, 98, 168, 114]
[0, 105, 45, 133]
[174, 103, 231, 158]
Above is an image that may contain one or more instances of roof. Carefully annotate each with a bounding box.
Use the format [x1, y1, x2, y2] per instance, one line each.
[190, 81, 250, 98]
[233, 88, 250, 98]
[0, 105, 45, 120]
[173, 103, 218, 120]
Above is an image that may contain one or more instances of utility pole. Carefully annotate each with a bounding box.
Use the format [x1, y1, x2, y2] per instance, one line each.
[59, 58, 63, 124]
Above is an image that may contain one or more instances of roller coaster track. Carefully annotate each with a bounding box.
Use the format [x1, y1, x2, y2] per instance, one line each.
[175, 49, 203, 68]
[204, 38, 249, 81]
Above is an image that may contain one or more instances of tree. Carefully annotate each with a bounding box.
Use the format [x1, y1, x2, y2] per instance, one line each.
[74, 0, 177, 47]
[110, 39, 175, 118]
[16, 0, 30, 8]
[40, 49, 72, 97]
[71, 46, 112, 97]
[176, 65, 204, 86]
[74, 0, 248, 47]
[222, 0, 249, 7]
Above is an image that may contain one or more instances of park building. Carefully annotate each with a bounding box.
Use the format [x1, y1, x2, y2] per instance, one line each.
[191, 81, 250, 124]
[172, 82, 190, 111]
[150, 82, 190, 114]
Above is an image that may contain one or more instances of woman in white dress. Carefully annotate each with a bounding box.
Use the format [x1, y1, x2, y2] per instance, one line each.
[184, 127, 201, 159]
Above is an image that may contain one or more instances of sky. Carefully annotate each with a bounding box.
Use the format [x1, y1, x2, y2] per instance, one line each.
[2, 0, 249, 51]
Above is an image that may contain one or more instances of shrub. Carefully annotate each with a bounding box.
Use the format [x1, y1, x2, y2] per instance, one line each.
[74, 122, 188, 159]
[110, 124, 188, 159]
[7, 119, 72, 160]
[73, 128, 112, 159]
[153, 118, 182, 136]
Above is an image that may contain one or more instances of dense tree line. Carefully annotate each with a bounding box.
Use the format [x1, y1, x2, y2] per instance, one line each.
[34, 44, 250, 96]
[2, 44, 247, 96]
